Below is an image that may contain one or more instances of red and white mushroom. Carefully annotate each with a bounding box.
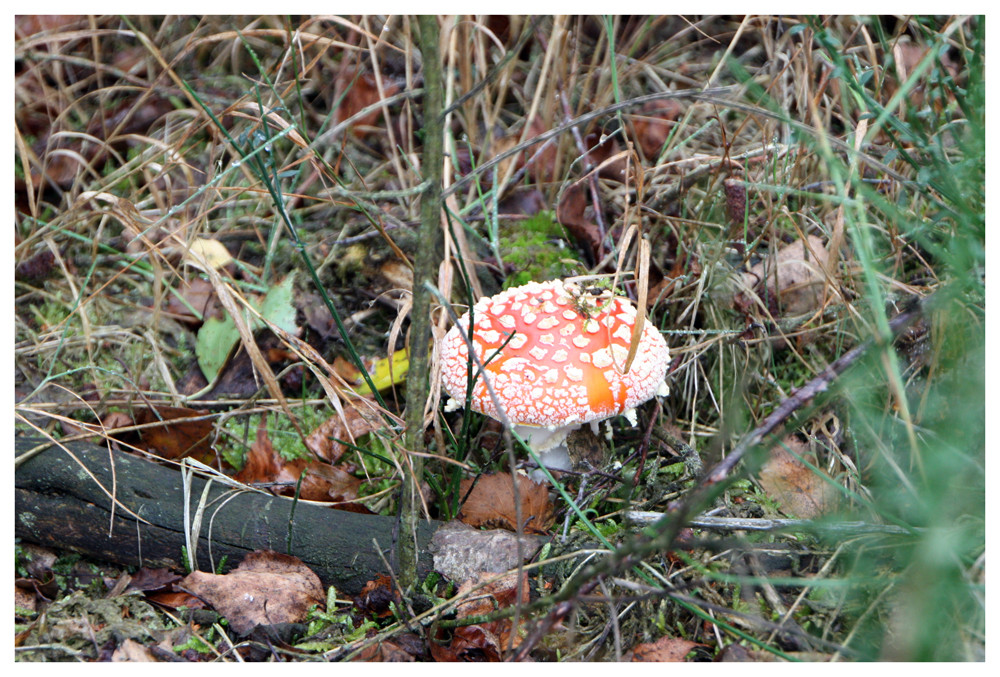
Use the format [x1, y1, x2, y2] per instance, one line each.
[439, 279, 671, 472]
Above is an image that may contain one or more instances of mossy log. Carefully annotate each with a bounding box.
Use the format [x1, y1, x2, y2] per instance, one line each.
[14, 437, 440, 595]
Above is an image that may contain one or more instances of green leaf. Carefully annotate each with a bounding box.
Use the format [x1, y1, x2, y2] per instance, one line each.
[259, 272, 297, 334]
[196, 314, 241, 382]
[195, 274, 298, 382]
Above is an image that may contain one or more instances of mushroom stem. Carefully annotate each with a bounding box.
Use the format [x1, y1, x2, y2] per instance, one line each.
[511, 423, 579, 453]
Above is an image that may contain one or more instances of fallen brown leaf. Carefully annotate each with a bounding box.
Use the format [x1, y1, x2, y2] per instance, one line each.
[630, 100, 683, 160]
[145, 590, 206, 611]
[627, 636, 701, 662]
[734, 235, 831, 317]
[497, 187, 546, 217]
[179, 550, 323, 635]
[14, 584, 36, 614]
[305, 404, 377, 464]
[111, 638, 157, 662]
[125, 567, 182, 594]
[556, 182, 603, 260]
[355, 638, 419, 662]
[434, 571, 529, 662]
[583, 132, 628, 182]
[15, 248, 55, 283]
[115, 405, 215, 463]
[15, 15, 85, 39]
[521, 117, 559, 184]
[331, 354, 363, 385]
[354, 574, 400, 618]
[235, 415, 363, 504]
[335, 68, 400, 138]
[458, 473, 554, 534]
[758, 435, 839, 519]
[430, 520, 546, 584]
[886, 43, 959, 114]
[164, 276, 222, 325]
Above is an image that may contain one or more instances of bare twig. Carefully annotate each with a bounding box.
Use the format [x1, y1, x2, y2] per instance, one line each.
[399, 15, 444, 590]
[702, 295, 929, 487]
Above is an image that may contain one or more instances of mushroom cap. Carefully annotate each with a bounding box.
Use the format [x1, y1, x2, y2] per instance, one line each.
[439, 279, 670, 429]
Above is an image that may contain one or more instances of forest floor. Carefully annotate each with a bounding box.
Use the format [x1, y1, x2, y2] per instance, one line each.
[14, 15, 985, 662]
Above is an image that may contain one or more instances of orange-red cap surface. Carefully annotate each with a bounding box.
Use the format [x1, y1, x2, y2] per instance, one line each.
[440, 280, 670, 428]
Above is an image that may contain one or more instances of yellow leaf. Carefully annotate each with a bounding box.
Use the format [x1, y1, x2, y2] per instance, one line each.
[355, 347, 409, 395]
[186, 238, 233, 270]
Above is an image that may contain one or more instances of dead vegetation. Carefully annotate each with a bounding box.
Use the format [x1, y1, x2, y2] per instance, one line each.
[15, 15, 984, 662]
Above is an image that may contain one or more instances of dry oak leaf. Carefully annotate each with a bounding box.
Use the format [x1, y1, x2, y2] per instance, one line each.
[489, 117, 560, 187]
[354, 574, 401, 619]
[458, 472, 555, 534]
[118, 405, 215, 463]
[125, 567, 182, 594]
[15, 248, 55, 283]
[734, 235, 831, 317]
[235, 414, 363, 504]
[584, 132, 628, 182]
[435, 571, 529, 662]
[556, 181, 603, 260]
[758, 435, 839, 519]
[627, 636, 701, 662]
[521, 117, 560, 184]
[630, 100, 683, 160]
[179, 550, 323, 635]
[334, 68, 400, 138]
[163, 276, 222, 325]
[305, 403, 377, 463]
[111, 638, 157, 662]
[354, 637, 420, 662]
[14, 584, 36, 615]
[15, 15, 85, 39]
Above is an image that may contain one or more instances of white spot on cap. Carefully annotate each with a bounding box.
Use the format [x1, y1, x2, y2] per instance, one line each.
[612, 324, 633, 342]
[508, 334, 528, 349]
[592, 348, 613, 368]
[529, 346, 548, 360]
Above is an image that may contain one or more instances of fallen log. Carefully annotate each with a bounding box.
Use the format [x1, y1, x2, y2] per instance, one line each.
[14, 436, 441, 595]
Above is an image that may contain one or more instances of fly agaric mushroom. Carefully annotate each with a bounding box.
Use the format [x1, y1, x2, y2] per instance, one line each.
[439, 279, 670, 472]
